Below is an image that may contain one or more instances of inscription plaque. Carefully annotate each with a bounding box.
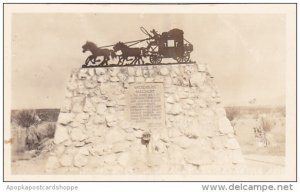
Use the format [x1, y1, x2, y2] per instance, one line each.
[126, 83, 165, 128]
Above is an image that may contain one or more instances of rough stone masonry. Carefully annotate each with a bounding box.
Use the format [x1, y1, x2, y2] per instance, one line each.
[46, 63, 244, 174]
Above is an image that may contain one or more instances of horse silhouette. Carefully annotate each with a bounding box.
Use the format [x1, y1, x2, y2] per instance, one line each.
[113, 42, 146, 65]
[82, 41, 116, 66]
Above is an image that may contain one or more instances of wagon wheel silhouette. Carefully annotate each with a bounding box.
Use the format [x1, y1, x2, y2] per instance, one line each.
[149, 53, 162, 64]
[176, 52, 190, 63]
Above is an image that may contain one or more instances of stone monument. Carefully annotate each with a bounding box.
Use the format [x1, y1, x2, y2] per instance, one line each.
[46, 63, 244, 174]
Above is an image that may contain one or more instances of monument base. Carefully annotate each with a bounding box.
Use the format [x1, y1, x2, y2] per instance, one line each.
[46, 63, 244, 175]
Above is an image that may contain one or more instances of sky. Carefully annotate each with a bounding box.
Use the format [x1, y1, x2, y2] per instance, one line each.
[11, 13, 285, 109]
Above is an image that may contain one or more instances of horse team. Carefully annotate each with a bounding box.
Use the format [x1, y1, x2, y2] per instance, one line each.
[82, 41, 147, 66]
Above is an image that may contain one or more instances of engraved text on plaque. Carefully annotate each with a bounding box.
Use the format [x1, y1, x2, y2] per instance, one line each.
[126, 83, 165, 128]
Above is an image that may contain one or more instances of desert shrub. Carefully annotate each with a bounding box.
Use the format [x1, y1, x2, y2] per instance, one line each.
[15, 110, 40, 128]
[25, 122, 56, 150]
[37, 138, 55, 154]
[225, 107, 240, 121]
[36, 109, 60, 122]
[45, 123, 56, 138]
[11, 127, 27, 154]
[25, 126, 40, 150]
[36, 122, 56, 139]
[261, 116, 273, 133]
[13, 110, 56, 152]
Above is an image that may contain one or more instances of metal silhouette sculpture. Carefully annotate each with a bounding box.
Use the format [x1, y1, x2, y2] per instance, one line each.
[82, 41, 116, 66]
[113, 42, 146, 65]
[82, 27, 194, 68]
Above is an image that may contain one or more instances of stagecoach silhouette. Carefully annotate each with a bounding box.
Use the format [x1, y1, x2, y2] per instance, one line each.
[82, 27, 194, 67]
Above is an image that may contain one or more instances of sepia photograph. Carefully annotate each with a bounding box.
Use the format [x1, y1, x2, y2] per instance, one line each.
[3, 3, 296, 181]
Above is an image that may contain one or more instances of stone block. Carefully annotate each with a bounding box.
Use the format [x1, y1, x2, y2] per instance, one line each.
[112, 142, 131, 153]
[74, 154, 88, 167]
[67, 81, 78, 91]
[55, 144, 66, 157]
[110, 77, 119, 82]
[96, 103, 107, 115]
[72, 102, 83, 113]
[184, 148, 213, 166]
[46, 156, 60, 171]
[135, 68, 142, 76]
[189, 73, 205, 87]
[105, 114, 117, 127]
[78, 147, 90, 156]
[160, 67, 169, 76]
[103, 154, 117, 165]
[127, 67, 135, 76]
[136, 76, 145, 82]
[218, 117, 234, 134]
[54, 124, 70, 144]
[70, 128, 87, 141]
[59, 154, 73, 167]
[171, 103, 182, 115]
[95, 68, 107, 75]
[107, 101, 117, 107]
[117, 152, 130, 167]
[85, 80, 97, 89]
[168, 128, 182, 138]
[166, 96, 175, 104]
[83, 99, 96, 113]
[226, 138, 241, 150]
[171, 136, 194, 149]
[105, 128, 125, 144]
[93, 115, 106, 124]
[60, 99, 72, 113]
[75, 113, 90, 124]
[127, 76, 135, 83]
[97, 75, 109, 83]
[57, 113, 75, 125]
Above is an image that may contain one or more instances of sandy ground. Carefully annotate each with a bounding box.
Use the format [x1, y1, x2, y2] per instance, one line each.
[11, 154, 285, 175]
[12, 155, 48, 175]
[243, 155, 285, 175]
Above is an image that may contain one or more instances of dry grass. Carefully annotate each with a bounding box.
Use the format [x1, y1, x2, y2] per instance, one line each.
[225, 106, 285, 156]
[225, 107, 240, 121]
[15, 110, 39, 128]
[11, 109, 58, 158]
[261, 116, 273, 133]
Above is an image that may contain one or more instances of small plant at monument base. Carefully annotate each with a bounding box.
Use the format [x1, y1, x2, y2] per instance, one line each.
[225, 107, 240, 121]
